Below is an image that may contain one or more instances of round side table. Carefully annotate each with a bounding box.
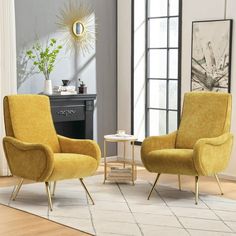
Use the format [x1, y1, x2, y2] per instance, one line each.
[103, 134, 137, 185]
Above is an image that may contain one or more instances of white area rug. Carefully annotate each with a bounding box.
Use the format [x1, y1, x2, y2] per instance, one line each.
[0, 175, 236, 236]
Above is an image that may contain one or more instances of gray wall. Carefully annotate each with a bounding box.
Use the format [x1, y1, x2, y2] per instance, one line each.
[15, 0, 117, 154]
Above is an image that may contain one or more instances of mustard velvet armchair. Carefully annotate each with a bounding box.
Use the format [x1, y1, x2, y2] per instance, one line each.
[141, 92, 233, 204]
[3, 95, 101, 211]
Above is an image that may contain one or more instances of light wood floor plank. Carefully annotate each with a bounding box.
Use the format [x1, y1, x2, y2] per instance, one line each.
[0, 205, 90, 236]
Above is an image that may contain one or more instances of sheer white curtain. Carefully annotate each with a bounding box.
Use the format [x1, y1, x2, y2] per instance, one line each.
[0, 0, 17, 176]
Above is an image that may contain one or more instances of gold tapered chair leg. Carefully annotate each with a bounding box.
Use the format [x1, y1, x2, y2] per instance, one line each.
[79, 178, 94, 205]
[214, 174, 224, 195]
[12, 178, 24, 201]
[195, 176, 199, 205]
[45, 182, 53, 211]
[178, 175, 181, 191]
[52, 181, 57, 196]
[148, 173, 161, 200]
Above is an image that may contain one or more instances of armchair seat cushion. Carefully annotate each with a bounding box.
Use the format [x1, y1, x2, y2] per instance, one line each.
[47, 153, 98, 181]
[146, 149, 197, 175]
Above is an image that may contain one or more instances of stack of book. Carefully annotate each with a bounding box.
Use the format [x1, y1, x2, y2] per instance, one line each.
[108, 166, 132, 180]
[53, 85, 77, 95]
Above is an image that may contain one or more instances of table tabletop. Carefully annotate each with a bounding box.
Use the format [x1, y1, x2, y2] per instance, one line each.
[104, 134, 137, 141]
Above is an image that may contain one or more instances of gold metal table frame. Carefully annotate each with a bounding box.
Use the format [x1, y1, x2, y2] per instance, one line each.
[103, 134, 137, 185]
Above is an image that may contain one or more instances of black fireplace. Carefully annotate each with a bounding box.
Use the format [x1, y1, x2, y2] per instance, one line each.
[49, 94, 96, 139]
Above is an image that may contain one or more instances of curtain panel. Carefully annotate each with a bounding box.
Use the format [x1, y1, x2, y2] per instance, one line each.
[0, 0, 17, 176]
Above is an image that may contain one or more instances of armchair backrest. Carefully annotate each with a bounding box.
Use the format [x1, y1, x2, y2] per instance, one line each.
[176, 92, 232, 149]
[3, 95, 61, 152]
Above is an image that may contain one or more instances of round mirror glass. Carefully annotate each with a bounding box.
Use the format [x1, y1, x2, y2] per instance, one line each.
[72, 21, 84, 36]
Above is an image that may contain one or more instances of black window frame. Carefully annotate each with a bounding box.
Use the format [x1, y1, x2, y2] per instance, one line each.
[131, 0, 182, 145]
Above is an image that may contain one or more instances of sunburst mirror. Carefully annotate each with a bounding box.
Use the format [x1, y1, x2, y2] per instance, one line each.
[57, 0, 96, 55]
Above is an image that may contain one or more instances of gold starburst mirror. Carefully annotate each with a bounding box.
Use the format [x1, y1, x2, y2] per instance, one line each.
[57, 0, 96, 55]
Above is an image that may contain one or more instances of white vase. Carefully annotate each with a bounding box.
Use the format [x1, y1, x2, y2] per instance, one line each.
[44, 79, 53, 95]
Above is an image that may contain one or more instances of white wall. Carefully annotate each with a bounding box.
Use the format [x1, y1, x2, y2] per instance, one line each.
[117, 0, 132, 135]
[117, 0, 142, 163]
[118, 0, 236, 178]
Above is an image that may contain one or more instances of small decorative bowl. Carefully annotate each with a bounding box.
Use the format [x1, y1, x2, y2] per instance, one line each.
[62, 80, 70, 86]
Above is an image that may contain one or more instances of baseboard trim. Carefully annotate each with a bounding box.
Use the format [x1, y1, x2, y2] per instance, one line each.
[218, 173, 236, 181]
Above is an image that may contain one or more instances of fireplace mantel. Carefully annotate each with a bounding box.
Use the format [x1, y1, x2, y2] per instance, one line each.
[48, 94, 96, 139]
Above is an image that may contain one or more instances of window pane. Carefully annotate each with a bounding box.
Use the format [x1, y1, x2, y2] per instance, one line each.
[134, 23, 145, 67]
[149, 109, 166, 136]
[168, 81, 178, 109]
[149, 19, 167, 48]
[169, 111, 178, 132]
[169, 17, 179, 47]
[149, 80, 166, 108]
[134, 0, 145, 27]
[149, 50, 167, 78]
[149, 0, 167, 17]
[169, 49, 178, 79]
[169, 0, 179, 16]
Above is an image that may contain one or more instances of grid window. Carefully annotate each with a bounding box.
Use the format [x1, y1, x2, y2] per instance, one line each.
[132, 0, 181, 141]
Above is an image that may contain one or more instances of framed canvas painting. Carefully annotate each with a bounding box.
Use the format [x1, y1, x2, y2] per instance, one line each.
[191, 19, 233, 92]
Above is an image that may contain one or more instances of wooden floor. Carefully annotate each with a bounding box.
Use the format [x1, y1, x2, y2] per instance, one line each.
[0, 176, 91, 236]
[1, 168, 236, 236]
[0, 204, 89, 236]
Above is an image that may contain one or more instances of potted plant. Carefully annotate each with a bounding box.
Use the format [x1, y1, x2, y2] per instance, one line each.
[26, 38, 63, 95]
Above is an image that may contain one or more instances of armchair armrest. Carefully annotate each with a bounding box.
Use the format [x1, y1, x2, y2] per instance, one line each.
[141, 131, 177, 167]
[57, 135, 101, 165]
[3, 137, 54, 182]
[193, 133, 233, 176]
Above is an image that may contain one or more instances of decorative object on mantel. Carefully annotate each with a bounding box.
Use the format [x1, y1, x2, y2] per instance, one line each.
[62, 79, 70, 86]
[78, 78, 87, 94]
[191, 19, 233, 92]
[53, 79, 77, 95]
[56, 0, 96, 55]
[25, 38, 63, 95]
[54, 86, 77, 95]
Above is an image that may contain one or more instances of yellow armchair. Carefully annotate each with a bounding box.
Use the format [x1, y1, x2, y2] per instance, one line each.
[3, 95, 101, 210]
[141, 92, 233, 204]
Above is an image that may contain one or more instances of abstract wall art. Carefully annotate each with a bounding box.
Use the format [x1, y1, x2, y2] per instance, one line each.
[191, 19, 232, 92]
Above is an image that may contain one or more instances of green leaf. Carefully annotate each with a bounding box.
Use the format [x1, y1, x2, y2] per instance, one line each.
[25, 37, 63, 76]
